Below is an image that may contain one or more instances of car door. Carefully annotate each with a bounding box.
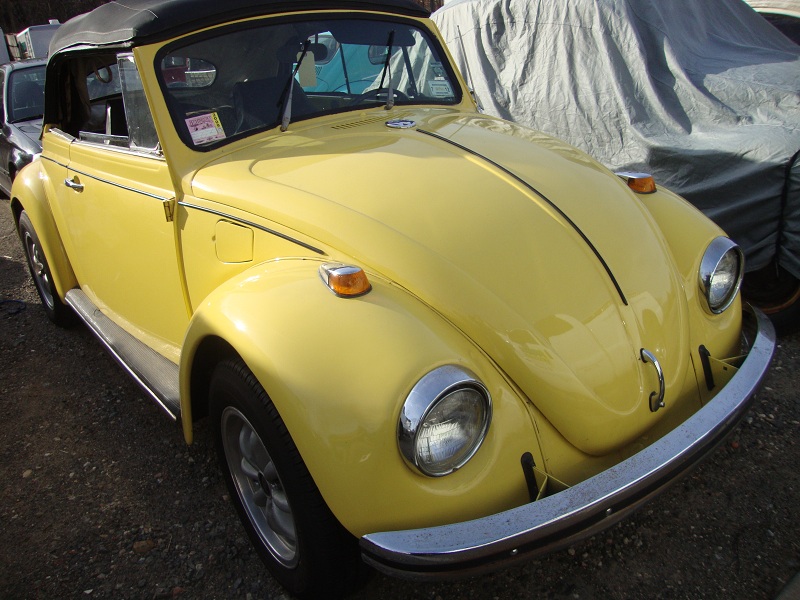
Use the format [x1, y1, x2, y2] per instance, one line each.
[0, 67, 11, 193]
[55, 54, 189, 359]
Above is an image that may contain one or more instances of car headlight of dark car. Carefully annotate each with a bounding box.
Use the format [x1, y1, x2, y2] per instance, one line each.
[398, 365, 492, 477]
[699, 237, 744, 314]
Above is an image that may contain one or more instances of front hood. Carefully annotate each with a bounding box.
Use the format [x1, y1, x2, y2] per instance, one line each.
[192, 109, 692, 455]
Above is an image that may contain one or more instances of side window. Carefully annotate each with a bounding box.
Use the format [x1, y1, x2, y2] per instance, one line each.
[76, 54, 159, 153]
[0, 71, 5, 121]
[7, 65, 45, 123]
[118, 55, 159, 150]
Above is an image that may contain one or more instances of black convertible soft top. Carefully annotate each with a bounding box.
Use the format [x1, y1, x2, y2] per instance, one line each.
[50, 0, 430, 54]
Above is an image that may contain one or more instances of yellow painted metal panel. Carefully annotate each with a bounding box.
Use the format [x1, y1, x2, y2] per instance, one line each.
[57, 142, 188, 357]
[181, 259, 544, 534]
[214, 220, 254, 263]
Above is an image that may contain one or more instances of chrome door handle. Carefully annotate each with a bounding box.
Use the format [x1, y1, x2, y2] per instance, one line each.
[64, 177, 84, 192]
[641, 348, 665, 412]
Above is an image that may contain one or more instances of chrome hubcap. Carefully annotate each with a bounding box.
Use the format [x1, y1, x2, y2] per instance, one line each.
[23, 231, 55, 310]
[221, 407, 298, 566]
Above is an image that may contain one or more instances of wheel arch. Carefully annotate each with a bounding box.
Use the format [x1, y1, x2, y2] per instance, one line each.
[177, 258, 538, 536]
[9, 161, 78, 299]
[182, 334, 239, 441]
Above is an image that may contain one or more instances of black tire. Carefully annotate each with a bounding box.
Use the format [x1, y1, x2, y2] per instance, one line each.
[209, 358, 364, 599]
[17, 210, 74, 326]
[742, 263, 800, 335]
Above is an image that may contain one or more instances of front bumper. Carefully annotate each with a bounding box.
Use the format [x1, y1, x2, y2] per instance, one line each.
[360, 305, 776, 580]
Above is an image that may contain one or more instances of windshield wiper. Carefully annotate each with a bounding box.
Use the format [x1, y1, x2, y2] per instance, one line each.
[279, 40, 311, 132]
[377, 30, 395, 110]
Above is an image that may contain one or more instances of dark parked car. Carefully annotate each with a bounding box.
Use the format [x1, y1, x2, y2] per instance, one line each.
[0, 59, 46, 196]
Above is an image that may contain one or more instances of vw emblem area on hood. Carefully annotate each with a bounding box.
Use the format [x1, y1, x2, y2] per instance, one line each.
[385, 119, 417, 129]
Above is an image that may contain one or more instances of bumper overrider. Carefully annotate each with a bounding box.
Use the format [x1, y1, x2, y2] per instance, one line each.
[360, 305, 776, 580]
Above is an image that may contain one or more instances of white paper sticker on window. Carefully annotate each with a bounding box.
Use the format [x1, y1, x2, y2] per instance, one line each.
[186, 112, 225, 144]
[428, 80, 452, 98]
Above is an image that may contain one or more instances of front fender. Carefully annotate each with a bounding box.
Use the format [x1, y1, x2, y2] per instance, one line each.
[9, 159, 78, 299]
[181, 258, 540, 536]
[10, 145, 35, 175]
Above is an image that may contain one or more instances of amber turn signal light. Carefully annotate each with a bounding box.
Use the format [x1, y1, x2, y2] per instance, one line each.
[615, 171, 657, 194]
[319, 263, 372, 297]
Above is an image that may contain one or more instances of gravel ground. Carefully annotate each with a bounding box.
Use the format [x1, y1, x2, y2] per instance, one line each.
[1, 196, 799, 600]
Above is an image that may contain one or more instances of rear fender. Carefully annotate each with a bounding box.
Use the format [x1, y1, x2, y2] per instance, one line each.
[9, 159, 77, 299]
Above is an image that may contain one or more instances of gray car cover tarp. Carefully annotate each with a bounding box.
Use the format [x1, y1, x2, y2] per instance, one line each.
[432, 0, 800, 277]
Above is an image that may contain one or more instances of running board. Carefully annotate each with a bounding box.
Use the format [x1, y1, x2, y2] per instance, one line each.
[65, 289, 181, 420]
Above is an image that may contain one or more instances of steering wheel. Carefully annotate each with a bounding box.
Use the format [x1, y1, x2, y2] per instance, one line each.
[350, 87, 410, 105]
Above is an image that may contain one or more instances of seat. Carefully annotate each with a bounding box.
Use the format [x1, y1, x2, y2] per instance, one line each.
[105, 97, 128, 136]
[232, 77, 314, 132]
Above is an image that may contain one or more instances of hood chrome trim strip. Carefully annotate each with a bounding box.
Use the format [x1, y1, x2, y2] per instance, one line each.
[416, 128, 628, 306]
[178, 201, 326, 256]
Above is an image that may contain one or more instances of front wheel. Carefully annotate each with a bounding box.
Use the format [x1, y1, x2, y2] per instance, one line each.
[209, 359, 363, 599]
[17, 210, 74, 326]
[742, 262, 800, 335]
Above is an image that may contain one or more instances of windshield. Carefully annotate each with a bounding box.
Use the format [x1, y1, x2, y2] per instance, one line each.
[7, 65, 46, 123]
[158, 16, 461, 149]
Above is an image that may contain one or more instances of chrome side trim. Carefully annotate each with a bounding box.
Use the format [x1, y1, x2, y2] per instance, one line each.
[65, 289, 181, 421]
[46, 128, 76, 143]
[75, 135, 165, 160]
[178, 201, 326, 256]
[66, 167, 170, 202]
[40, 154, 69, 170]
[416, 128, 628, 306]
[40, 154, 168, 202]
[361, 305, 775, 580]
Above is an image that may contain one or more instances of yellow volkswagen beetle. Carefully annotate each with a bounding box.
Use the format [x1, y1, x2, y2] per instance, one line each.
[10, 0, 775, 597]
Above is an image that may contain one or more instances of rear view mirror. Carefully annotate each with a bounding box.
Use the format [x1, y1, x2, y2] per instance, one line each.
[161, 56, 216, 88]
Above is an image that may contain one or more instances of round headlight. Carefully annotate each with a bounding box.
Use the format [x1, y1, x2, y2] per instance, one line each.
[699, 237, 744, 314]
[398, 366, 492, 477]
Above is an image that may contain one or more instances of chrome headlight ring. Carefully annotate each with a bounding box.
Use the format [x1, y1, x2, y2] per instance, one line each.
[699, 237, 744, 314]
[398, 365, 492, 477]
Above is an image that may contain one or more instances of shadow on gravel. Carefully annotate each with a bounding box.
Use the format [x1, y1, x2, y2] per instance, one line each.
[0, 256, 29, 289]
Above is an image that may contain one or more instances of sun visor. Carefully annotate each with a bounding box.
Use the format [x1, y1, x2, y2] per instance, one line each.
[328, 21, 416, 46]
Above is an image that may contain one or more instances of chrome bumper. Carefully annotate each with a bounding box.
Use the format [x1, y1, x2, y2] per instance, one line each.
[360, 306, 776, 580]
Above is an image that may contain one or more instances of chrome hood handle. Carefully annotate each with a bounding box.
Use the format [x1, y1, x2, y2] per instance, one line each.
[641, 348, 665, 412]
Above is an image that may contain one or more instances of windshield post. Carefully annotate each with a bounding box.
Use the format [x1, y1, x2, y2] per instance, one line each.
[280, 40, 311, 132]
[378, 30, 395, 110]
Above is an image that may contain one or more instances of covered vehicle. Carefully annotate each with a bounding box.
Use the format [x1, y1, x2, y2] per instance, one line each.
[0, 58, 46, 196]
[744, 0, 800, 42]
[10, 0, 774, 598]
[433, 0, 800, 326]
